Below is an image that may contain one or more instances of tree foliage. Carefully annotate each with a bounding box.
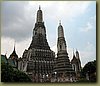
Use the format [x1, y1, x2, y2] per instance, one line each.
[82, 60, 96, 76]
[1, 62, 32, 82]
[81, 60, 96, 82]
[83, 60, 96, 73]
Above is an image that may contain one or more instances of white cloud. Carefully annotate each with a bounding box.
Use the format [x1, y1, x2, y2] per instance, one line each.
[86, 42, 95, 51]
[16, 38, 31, 57]
[1, 1, 95, 67]
[51, 45, 57, 54]
[91, 15, 96, 21]
[80, 51, 96, 67]
[1, 37, 15, 58]
[1, 37, 31, 58]
[28, 1, 92, 22]
[80, 15, 96, 32]
[80, 42, 96, 67]
[81, 22, 93, 32]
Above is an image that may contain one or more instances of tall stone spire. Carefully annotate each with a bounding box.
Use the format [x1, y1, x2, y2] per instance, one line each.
[57, 21, 67, 52]
[36, 5, 43, 23]
[58, 20, 64, 38]
[29, 6, 50, 50]
[22, 7, 55, 82]
[71, 49, 81, 76]
[54, 21, 74, 77]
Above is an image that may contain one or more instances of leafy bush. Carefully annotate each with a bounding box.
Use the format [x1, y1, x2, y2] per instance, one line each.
[1, 62, 32, 82]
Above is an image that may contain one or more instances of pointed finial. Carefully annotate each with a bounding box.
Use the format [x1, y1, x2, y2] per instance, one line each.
[59, 20, 61, 25]
[39, 5, 41, 10]
[76, 48, 77, 52]
[73, 48, 74, 53]
[14, 40, 16, 51]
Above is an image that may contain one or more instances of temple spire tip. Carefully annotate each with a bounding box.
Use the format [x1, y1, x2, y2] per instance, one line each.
[14, 40, 16, 51]
[73, 48, 75, 55]
[76, 48, 77, 51]
[59, 20, 61, 25]
[39, 5, 41, 10]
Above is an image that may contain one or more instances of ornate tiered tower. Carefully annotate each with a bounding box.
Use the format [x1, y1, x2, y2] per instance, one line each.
[9, 44, 18, 68]
[20, 6, 55, 82]
[29, 6, 50, 50]
[71, 49, 81, 80]
[54, 21, 74, 82]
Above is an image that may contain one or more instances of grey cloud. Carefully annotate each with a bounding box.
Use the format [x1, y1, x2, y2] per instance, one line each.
[1, 1, 35, 42]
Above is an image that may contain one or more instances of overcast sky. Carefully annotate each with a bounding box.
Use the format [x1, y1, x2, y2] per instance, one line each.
[1, 1, 96, 67]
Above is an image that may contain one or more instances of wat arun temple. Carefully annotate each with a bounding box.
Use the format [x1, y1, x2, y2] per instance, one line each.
[8, 6, 81, 82]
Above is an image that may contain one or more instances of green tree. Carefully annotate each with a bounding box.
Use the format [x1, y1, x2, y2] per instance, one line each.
[81, 60, 96, 82]
[1, 62, 32, 82]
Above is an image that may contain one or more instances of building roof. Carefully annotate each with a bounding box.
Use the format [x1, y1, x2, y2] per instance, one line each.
[71, 55, 78, 63]
[1, 55, 8, 64]
[9, 45, 18, 59]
